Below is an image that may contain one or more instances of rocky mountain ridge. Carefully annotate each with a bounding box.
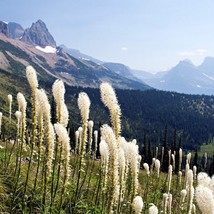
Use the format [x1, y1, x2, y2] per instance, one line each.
[0, 19, 150, 91]
[134, 58, 214, 95]
[20, 19, 56, 47]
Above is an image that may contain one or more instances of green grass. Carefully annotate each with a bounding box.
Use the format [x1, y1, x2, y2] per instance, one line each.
[199, 140, 214, 156]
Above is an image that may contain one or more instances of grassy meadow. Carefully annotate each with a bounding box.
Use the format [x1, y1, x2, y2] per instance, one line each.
[0, 65, 213, 214]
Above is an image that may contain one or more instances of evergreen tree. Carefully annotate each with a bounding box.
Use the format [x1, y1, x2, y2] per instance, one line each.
[162, 126, 169, 172]
[209, 152, 214, 176]
[193, 148, 199, 169]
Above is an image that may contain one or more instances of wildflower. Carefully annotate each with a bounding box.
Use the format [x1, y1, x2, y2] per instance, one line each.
[17, 93, 27, 142]
[186, 152, 191, 164]
[46, 122, 55, 175]
[26, 65, 38, 90]
[101, 124, 119, 208]
[185, 163, 190, 188]
[155, 147, 158, 159]
[52, 79, 66, 123]
[15, 111, 22, 136]
[192, 204, 196, 214]
[100, 140, 110, 163]
[179, 148, 182, 171]
[180, 189, 187, 203]
[128, 141, 140, 196]
[118, 147, 126, 202]
[168, 165, 173, 193]
[118, 147, 126, 174]
[94, 130, 98, 157]
[162, 193, 168, 214]
[52, 79, 65, 105]
[78, 92, 90, 123]
[100, 82, 121, 138]
[17, 92, 27, 112]
[197, 172, 211, 186]
[168, 194, 172, 214]
[180, 189, 187, 211]
[15, 111, 22, 121]
[187, 170, 194, 214]
[78, 127, 83, 156]
[187, 169, 193, 186]
[54, 123, 71, 185]
[132, 196, 144, 214]
[99, 140, 110, 192]
[195, 185, 214, 214]
[60, 103, 69, 127]
[88, 120, 94, 154]
[143, 163, 150, 175]
[155, 159, 160, 178]
[171, 154, 175, 170]
[193, 165, 197, 180]
[148, 204, 158, 214]
[75, 130, 79, 154]
[8, 94, 12, 121]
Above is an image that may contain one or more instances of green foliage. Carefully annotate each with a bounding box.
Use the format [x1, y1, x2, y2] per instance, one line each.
[199, 139, 214, 156]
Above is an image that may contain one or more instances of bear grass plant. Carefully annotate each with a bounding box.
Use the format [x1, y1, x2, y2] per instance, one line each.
[0, 65, 214, 213]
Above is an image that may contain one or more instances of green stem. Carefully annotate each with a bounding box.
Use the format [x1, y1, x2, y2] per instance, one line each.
[22, 143, 34, 211]
[50, 138, 59, 213]
[53, 145, 62, 198]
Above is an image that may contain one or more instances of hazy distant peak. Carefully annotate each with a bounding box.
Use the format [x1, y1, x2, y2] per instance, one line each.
[201, 56, 214, 65]
[178, 59, 194, 67]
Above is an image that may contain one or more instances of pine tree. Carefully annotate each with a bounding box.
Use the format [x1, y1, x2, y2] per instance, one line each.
[162, 126, 169, 172]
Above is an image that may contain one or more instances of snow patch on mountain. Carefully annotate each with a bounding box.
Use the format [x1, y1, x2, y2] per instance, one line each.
[35, 46, 56, 53]
[203, 73, 214, 81]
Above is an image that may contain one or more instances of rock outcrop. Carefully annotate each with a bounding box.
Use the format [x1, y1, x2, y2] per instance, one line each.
[21, 19, 56, 47]
[0, 21, 9, 37]
[8, 22, 24, 39]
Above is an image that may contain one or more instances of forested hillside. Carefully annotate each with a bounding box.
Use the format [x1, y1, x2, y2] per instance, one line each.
[64, 87, 214, 151]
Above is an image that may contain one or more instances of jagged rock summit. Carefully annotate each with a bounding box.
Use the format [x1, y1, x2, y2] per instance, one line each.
[0, 21, 9, 37]
[21, 19, 56, 47]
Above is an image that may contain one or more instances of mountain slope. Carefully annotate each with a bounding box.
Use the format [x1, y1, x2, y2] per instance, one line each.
[0, 31, 150, 91]
[60, 44, 103, 65]
[102, 62, 142, 82]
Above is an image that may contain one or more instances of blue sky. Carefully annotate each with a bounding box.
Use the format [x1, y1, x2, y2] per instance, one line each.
[1, 0, 214, 72]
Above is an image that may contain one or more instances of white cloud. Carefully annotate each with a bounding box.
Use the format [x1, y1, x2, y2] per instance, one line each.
[178, 51, 195, 57]
[178, 49, 208, 57]
[121, 47, 128, 51]
[197, 49, 207, 55]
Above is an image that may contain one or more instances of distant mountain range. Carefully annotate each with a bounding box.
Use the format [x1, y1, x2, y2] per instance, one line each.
[60, 41, 214, 95]
[132, 59, 214, 95]
[1, 19, 214, 95]
[0, 20, 150, 91]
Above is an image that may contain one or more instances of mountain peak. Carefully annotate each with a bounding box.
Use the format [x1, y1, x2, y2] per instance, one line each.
[21, 19, 56, 47]
[202, 56, 214, 65]
[8, 22, 24, 39]
[177, 59, 194, 67]
[0, 21, 9, 37]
